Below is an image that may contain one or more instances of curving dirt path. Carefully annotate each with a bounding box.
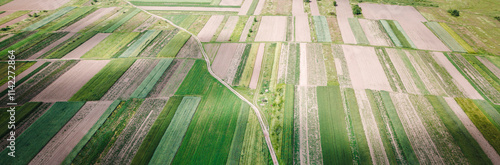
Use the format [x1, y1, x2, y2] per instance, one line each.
[123, 1, 279, 164]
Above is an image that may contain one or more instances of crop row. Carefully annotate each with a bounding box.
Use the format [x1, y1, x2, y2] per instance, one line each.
[103, 8, 141, 33]
[157, 31, 191, 57]
[23, 7, 76, 31]
[426, 22, 466, 52]
[82, 32, 140, 59]
[119, 30, 161, 58]
[130, 59, 173, 98]
[348, 18, 368, 44]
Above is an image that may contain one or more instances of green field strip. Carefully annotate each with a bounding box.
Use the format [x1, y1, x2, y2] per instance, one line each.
[0, 102, 42, 138]
[474, 100, 500, 130]
[426, 22, 466, 52]
[455, 97, 500, 154]
[17, 32, 69, 59]
[71, 99, 144, 164]
[391, 20, 416, 49]
[380, 91, 419, 164]
[0, 31, 34, 51]
[130, 96, 183, 165]
[157, 31, 191, 57]
[380, 20, 403, 47]
[104, 8, 141, 33]
[348, 18, 369, 45]
[366, 90, 398, 165]
[149, 96, 201, 165]
[247, 0, 259, 15]
[172, 84, 242, 164]
[0, 62, 50, 97]
[439, 23, 475, 53]
[313, 16, 332, 42]
[178, 15, 199, 30]
[119, 30, 161, 58]
[398, 49, 430, 95]
[45, 31, 98, 59]
[376, 48, 405, 92]
[238, 43, 259, 87]
[226, 103, 250, 164]
[427, 96, 492, 164]
[486, 56, 500, 69]
[81, 32, 139, 59]
[0, 10, 30, 26]
[22, 7, 75, 31]
[0, 31, 51, 60]
[317, 86, 352, 164]
[69, 59, 135, 101]
[232, 44, 251, 86]
[281, 84, 294, 164]
[464, 55, 500, 98]
[269, 43, 281, 90]
[62, 100, 120, 165]
[130, 59, 173, 98]
[230, 16, 249, 42]
[344, 88, 373, 165]
[176, 60, 216, 95]
[322, 44, 338, 86]
[0, 61, 35, 85]
[42, 7, 95, 32]
[0, 101, 85, 165]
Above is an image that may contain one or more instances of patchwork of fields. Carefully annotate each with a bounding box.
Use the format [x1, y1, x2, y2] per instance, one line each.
[0, 0, 499, 164]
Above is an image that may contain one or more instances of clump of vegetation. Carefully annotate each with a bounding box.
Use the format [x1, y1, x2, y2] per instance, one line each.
[254, 17, 257, 22]
[333, 1, 337, 6]
[0, 26, 11, 31]
[448, 9, 460, 17]
[494, 16, 500, 22]
[352, 4, 362, 15]
[329, 12, 336, 16]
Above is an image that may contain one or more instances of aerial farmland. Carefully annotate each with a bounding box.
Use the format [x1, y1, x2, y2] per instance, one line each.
[0, 0, 499, 164]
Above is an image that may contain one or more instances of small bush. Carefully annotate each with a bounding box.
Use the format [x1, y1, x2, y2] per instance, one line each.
[352, 4, 362, 15]
[334, 1, 337, 6]
[494, 16, 500, 22]
[249, 29, 253, 33]
[254, 17, 257, 22]
[329, 12, 336, 16]
[447, 9, 460, 17]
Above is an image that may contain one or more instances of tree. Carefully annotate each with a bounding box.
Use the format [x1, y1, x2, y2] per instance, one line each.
[352, 4, 362, 15]
[334, 1, 337, 6]
[447, 9, 460, 17]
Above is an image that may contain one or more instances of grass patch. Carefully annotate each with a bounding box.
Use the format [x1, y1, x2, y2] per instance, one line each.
[226, 103, 250, 164]
[0, 31, 54, 60]
[230, 16, 249, 42]
[386, 20, 415, 48]
[69, 59, 135, 101]
[17, 32, 68, 59]
[281, 84, 294, 164]
[130, 59, 173, 98]
[41, 7, 94, 32]
[62, 100, 120, 164]
[313, 16, 332, 42]
[348, 18, 369, 44]
[322, 44, 339, 86]
[81, 32, 139, 59]
[175, 60, 216, 95]
[23, 7, 75, 31]
[317, 86, 352, 164]
[474, 100, 500, 131]
[439, 22, 475, 53]
[0, 102, 85, 165]
[71, 99, 143, 164]
[157, 31, 191, 57]
[455, 97, 500, 154]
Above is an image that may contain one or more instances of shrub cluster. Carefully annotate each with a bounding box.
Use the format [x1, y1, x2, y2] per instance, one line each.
[448, 9, 460, 17]
[352, 4, 362, 15]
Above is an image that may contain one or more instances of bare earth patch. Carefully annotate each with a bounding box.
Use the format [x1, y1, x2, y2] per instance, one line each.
[238, 0, 254, 15]
[253, 0, 266, 15]
[255, 16, 287, 42]
[62, 33, 111, 59]
[359, 3, 449, 51]
[292, 0, 305, 16]
[0, 0, 70, 10]
[385, 48, 420, 94]
[249, 43, 265, 89]
[219, 0, 243, 6]
[358, 19, 392, 46]
[342, 45, 392, 91]
[212, 43, 245, 84]
[31, 60, 109, 102]
[197, 15, 224, 42]
[0, 14, 29, 28]
[295, 15, 312, 42]
[177, 37, 202, 58]
[29, 101, 113, 165]
[309, 0, 320, 16]
[477, 57, 500, 80]
[159, 59, 195, 97]
[336, 0, 356, 44]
